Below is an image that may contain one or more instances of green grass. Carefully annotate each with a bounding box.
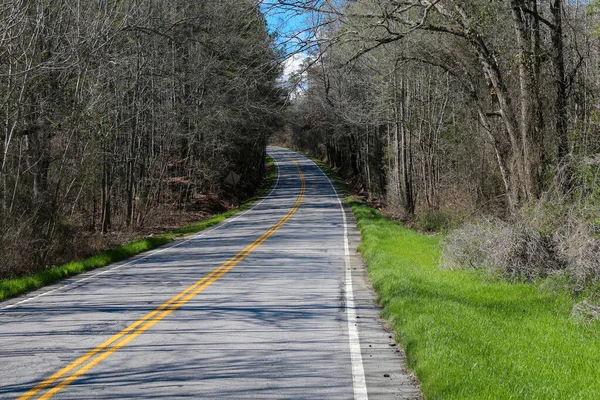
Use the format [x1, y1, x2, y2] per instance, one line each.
[350, 199, 600, 400]
[0, 156, 277, 302]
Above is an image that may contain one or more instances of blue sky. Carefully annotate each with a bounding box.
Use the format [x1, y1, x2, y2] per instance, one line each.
[260, 1, 312, 83]
[261, 0, 311, 55]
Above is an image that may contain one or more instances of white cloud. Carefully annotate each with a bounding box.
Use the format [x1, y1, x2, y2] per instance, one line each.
[279, 53, 311, 99]
[281, 53, 310, 82]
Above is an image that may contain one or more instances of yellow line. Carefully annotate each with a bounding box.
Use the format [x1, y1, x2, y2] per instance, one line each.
[19, 156, 305, 400]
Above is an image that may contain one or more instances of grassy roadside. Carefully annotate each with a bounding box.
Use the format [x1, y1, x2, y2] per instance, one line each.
[0, 156, 277, 302]
[294, 149, 600, 398]
[351, 200, 600, 399]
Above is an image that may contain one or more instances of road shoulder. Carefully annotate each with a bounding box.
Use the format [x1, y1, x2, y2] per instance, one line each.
[344, 203, 423, 400]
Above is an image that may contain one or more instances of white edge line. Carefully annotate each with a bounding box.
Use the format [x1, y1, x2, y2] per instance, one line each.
[0, 153, 281, 311]
[299, 150, 369, 400]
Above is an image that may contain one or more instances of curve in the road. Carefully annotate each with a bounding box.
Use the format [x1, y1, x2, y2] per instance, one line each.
[18, 154, 305, 400]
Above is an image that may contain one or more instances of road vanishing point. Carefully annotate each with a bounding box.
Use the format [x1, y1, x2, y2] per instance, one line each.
[0, 148, 420, 399]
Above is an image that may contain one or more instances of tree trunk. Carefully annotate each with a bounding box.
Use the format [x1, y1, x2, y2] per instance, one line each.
[550, 0, 570, 190]
[398, 74, 415, 216]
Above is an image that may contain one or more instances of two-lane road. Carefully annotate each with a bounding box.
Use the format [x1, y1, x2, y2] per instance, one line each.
[0, 148, 419, 399]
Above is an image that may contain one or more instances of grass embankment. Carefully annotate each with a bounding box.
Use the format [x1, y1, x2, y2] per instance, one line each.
[351, 199, 600, 399]
[0, 157, 277, 302]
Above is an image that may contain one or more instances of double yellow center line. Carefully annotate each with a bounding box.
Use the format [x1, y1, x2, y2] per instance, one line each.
[19, 156, 305, 400]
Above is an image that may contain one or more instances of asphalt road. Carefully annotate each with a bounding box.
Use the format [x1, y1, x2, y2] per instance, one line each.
[0, 148, 420, 399]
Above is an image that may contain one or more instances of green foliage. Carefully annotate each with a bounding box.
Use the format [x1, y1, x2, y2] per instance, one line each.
[584, 1, 600, 47]
[351, 199, 600, 399]
[575, 162, 600, 203]
[415, 210, 456, 233]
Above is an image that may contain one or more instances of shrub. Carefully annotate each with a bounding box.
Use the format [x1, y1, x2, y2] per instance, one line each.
[442, 198, 600, 291]
[415, 210, 456, 233]
[555, 217, 600, 292]
[441, 217, 562, 281]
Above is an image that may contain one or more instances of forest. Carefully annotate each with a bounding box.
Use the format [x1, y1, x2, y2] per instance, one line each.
[281, 0, 600, 293]
[2, 0, 600, 294]
[3, 1, 600, 397]
[0, 0, 282, 278]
